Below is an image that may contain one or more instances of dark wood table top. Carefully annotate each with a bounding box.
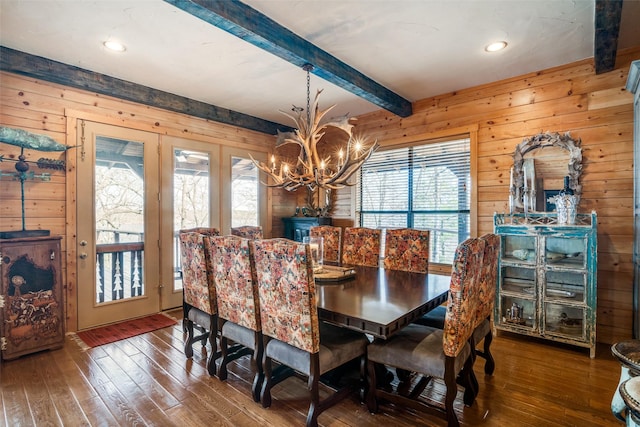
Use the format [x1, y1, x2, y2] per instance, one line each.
[316, 265, 451, 339]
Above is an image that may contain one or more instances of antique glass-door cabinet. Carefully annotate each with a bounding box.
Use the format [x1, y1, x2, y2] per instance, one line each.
[494, 212, 597, 357]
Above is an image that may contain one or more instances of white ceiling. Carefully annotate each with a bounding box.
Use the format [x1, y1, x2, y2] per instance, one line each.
[1, 0, 639, 128]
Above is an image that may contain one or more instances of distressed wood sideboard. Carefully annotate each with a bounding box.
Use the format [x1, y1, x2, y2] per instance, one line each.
[0, 236, 64, 360]
[493, 212, 597, 357]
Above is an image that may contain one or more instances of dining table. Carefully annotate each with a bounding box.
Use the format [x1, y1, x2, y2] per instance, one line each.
[315, 265, 451, 339]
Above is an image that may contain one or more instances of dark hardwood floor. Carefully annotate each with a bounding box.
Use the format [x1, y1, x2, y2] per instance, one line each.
[0, 312, 623, 426]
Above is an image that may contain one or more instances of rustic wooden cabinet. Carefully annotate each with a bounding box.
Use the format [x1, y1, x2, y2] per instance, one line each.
[0, 236, 64, 360]
[282, 217, 332, 242]
[494, 212, 597, 357]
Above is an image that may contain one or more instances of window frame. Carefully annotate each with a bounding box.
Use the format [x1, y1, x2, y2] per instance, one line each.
[356, 127, 478, 270]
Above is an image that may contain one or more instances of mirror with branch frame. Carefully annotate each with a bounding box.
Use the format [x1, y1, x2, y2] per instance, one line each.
[512, 132, 582, 212]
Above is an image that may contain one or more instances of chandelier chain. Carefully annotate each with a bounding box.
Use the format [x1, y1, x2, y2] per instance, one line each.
[306, 66, 311, 125]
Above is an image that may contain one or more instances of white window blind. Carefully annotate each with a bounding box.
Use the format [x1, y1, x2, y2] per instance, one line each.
[357, 137, 471, 264]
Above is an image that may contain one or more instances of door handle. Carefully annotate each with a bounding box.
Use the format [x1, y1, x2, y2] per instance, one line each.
[79, 252, 88, 259]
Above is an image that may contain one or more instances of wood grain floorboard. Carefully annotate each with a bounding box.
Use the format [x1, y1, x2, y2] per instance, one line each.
[1, 318, 623, 427]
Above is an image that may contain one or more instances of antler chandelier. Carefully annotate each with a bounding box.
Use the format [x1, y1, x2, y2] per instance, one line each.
[252, 64, 378, 192]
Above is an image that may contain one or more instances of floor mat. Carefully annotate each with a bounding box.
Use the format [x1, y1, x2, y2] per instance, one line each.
[74, 313, 177, 348]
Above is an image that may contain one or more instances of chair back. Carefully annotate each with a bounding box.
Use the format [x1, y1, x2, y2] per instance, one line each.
[476, 233, 500, 328]
[342, 227, 381, 267]
[231, 226, 263, 239]
[442, 237, 485, 357]
[252, 238, 319, 353]
[206, 235, 261, 332]
[383, 228, 430, 273]
[310, 225, 342, 263]
[179, 228, 220, 315]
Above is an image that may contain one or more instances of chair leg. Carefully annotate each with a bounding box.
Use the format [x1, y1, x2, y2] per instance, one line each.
[261, 337, 274, 408]
[366, 360, 379, 413]
[251, 331, 264, 403]
[443, 357, 460, 427]
[460, 355, 477, 406]
[184, 318, 195, 358]
[206, 314, 218, 376]
[306, 357, 321, 427]
[481, 331, 495, 375]
[218, 320, 229, 380]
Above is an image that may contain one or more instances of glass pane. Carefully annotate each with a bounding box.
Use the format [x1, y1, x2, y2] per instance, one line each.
[544, 302, 584, 338]
[357, 138, 470, 265]
[545, 270, 586, 302]
[360, 167, 409, 211]
[173, 149, 210, 292]
[231, 157, 259, 227]
[95, 136, 145, 303]
[502, 235, 536, 265]
[414, 213, 470, 264]
[501, 266, 535, 293]
[499, 295, 536, 330]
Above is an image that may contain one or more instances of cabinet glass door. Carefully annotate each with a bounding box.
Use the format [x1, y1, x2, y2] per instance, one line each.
[545, 270, 586, 303]
[544, 302, 585, 339]
[499, 295, 536, 330]
[502, 235, 536, 265]
[545, 236, 586, 268]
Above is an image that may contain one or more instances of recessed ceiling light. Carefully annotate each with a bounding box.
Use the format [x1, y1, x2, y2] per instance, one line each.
[485, 41, 507, 52]
[103, 40, 126, 52]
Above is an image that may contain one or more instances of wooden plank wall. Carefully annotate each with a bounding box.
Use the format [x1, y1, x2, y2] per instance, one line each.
[1, 46, 639, 342]
[0, 71, 279, 331]
[351, 46, 640, 344]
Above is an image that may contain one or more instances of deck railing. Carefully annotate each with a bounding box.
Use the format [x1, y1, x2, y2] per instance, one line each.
[95, 230, 144, 303]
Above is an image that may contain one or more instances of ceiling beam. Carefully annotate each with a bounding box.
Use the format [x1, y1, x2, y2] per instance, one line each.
[0, 46, 284, 135]
[165, 0, 413, 118]
[594, 0, 623, 74]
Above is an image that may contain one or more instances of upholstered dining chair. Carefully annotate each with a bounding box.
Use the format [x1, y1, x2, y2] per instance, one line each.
[472, 233, 500, 374]
[231, 225, 263, 239]
[252, 238, 369, 427]
[414, 233, 499, 375]
[309, 225, 342, 263]
[383, 228, 430, 273]
[179, 227, 220, 376]
[342, 227, 382, 267]
[366, 237, 485, 427]
[205, 234, 263, 401]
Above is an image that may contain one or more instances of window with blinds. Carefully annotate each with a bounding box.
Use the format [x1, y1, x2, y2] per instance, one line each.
[357, 137, 471, 264]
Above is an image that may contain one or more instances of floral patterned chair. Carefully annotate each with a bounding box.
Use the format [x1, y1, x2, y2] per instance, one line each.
[341, 227, 381, 267]
[383, 228, 430, 273]
[415, 233, 499, 375]
[366, 237, 485, 427]
[206, 235, 263, 401]
[309, 225, 342, 263]
[472, 233, 500, 374]
[179, 227, 220, 376]
[252, 238, 368, 427]
[231, 225, 263, 240]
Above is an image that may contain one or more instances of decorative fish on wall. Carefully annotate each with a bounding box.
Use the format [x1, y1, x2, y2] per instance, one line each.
[0, 126, 70, 151]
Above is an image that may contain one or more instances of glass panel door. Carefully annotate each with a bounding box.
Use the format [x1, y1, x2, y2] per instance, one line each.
[77, 121, 160, 329]
[160, 137, 219, 310]
[231, 157, 259, 227]
[220, 146, 267, 237]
